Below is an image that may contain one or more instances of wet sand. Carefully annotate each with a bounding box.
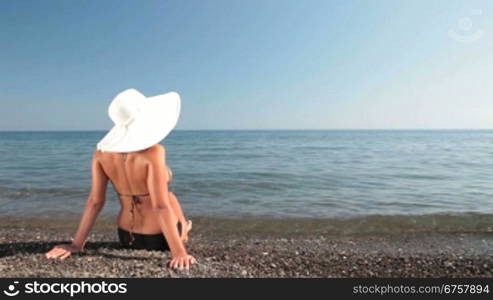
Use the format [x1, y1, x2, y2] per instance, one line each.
[0, 217, 492, 277]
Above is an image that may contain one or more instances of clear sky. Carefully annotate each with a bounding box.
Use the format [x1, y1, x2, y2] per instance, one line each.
[1, 0, 492, 130]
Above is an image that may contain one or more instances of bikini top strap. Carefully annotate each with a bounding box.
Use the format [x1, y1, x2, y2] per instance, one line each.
[118, 192, 150, 198]
[112, 152, 150, 198]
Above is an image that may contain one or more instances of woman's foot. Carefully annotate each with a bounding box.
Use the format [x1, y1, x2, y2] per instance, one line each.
[181, 219, 192, 243]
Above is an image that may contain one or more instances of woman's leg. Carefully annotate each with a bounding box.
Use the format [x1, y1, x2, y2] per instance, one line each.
[168, 191, 192, 242]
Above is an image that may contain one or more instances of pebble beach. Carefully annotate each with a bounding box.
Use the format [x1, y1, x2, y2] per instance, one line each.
[1, 217, 492, 278]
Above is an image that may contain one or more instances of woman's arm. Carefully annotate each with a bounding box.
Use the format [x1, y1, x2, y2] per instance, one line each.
[45, 150, 108, 260]
[147, 145, 196, 269]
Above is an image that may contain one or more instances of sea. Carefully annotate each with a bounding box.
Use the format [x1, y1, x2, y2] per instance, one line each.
[1, 130, 493, 233]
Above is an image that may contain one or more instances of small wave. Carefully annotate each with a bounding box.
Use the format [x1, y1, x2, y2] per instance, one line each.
[0, 186, 87, 198]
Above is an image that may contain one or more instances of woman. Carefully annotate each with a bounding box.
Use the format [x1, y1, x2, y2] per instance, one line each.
[45, 88, 196, 270]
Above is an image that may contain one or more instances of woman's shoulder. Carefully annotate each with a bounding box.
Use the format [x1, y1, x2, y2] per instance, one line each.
[146, 144, 166, 155]
[141, 145, 167, 165]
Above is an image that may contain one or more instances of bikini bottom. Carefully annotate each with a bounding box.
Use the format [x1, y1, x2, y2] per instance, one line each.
[117, 222, 182, 251]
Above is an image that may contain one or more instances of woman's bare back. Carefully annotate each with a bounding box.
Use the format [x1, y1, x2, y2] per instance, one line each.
[97, 144, 169, 234]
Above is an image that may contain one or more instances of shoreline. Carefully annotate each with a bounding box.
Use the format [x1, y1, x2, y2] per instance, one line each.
[1, 218, 492, 277]
[2, 213, 493, 236]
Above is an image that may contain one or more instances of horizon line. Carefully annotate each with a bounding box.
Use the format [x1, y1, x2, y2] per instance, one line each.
[1, 128, 493, 132]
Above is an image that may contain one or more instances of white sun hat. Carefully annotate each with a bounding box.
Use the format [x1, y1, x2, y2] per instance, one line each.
[97, 88, 181, 153]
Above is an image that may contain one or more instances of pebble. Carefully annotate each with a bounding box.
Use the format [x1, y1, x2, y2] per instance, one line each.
[444, 261, 454, 267]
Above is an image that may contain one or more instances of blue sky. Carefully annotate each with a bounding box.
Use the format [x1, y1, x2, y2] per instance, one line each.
[1, 0, 492, 130]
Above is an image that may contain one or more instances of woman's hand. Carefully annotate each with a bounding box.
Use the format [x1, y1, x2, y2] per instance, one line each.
[169, 252, 197, 270]
[45, 243, 82, 260]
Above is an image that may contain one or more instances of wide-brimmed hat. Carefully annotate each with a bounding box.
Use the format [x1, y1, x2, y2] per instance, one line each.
[97, 88, 181, 153]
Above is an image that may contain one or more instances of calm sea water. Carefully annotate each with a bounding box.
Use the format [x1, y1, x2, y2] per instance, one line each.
[1, 130, 493, 230]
